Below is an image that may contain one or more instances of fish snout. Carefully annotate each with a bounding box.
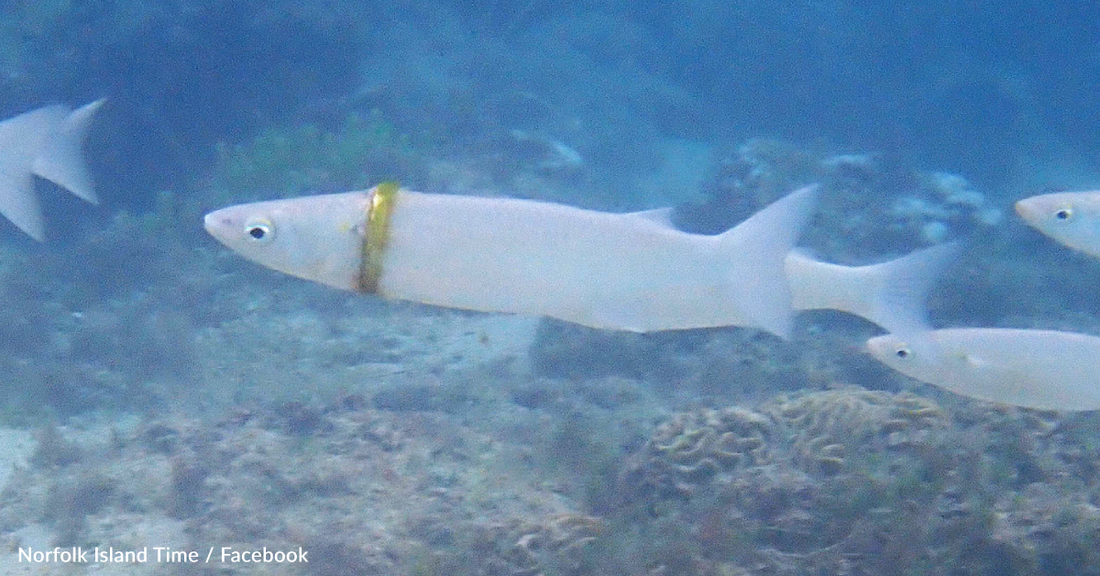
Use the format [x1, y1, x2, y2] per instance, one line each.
[203, 209, 238, 243]
[202, 212, 223, 235]
[1014, 198, 1036, 223]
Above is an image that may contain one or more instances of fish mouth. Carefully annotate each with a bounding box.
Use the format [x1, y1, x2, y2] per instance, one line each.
[1013, 200, 1034, 221]
[202, 210, 232, 243]
[202, 212, 219, 235]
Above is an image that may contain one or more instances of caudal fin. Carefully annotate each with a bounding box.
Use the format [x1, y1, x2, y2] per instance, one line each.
[722, 184, 819, 339]
[0, 105, 69, 241]
[33, 99, 104, 204]
[859, 241, 962, 335]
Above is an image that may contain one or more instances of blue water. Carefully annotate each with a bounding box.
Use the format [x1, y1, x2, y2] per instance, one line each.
[1, 1, 1099, 574]
[9, 0, 1093, 208]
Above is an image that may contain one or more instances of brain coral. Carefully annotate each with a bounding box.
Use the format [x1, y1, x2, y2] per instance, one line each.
[628, 389, 949, 499]
[512, 514, 603, 575]
[764, 389, 948, 475]
[630, 406, 774, 498]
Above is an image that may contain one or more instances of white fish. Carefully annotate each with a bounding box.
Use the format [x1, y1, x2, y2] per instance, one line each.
[205, 183, 953, 338]
[867, 328, 1100, 411]
[0, 99, 104, 241]
[1015, 190, 1100, 258]
[787, 241, 960, 336]
[206, 183, 819, 338]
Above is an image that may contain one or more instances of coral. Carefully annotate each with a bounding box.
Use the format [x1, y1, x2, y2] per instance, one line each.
[764, 388, 948, 475]
[8, 377, 1100, 575]
[990, 484, 1100, 575]
[420, 514, 605, 576]
[270, 400, 331, 436]
[626, 406, 774, 499]
[890, 171, 1004, 243]
[506, 514, 604, 575]
[608, 388, 1100, 575]
[678, 138, 824, 235]
[678, 138, 1009, 265]
[0, 395, 611, 574]
[628, 389, 947, 500]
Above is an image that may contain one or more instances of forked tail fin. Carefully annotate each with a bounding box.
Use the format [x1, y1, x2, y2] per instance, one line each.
[859, 241, 962, 336]
[720, 184, 820, 339]
[0, 105, 69, 240]
[788, 241, 961, 335]
[34, 99, 105, 204]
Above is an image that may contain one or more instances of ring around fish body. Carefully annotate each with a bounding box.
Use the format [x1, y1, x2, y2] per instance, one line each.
[205, 183, 958, 338]
[206, 183, 817, 337]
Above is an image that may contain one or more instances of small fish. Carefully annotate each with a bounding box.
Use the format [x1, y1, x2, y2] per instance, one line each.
[0, 99, 104, 241]
[867, 328, 1100, 411]
[206, 183, 819, 338]
[1015, 190, 1100, 258]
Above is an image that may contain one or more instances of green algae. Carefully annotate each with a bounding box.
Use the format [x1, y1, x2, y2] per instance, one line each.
[212, 109, 419, 198]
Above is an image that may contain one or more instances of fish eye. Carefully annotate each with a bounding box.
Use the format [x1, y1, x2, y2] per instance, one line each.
[244, 218, 275, 243]
[1055, 207, 1073, 220]
[894, 346, 911, 359]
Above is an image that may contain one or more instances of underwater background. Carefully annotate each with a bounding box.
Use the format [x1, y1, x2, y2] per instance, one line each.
[0, 0, 1099, 574]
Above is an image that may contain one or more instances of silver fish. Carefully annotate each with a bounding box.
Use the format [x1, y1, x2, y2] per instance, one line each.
[205, 183, 954, 338]
[868, 328, 1100, 411]
[1016, 190, 1100, 259]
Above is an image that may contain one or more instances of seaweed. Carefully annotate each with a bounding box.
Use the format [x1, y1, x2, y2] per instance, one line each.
[212, 109, 419, 199]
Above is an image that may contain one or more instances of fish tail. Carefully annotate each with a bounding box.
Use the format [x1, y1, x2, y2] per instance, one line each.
[860, 241, 963, 336]
[0, 105, 71, 241]
[33, 99, 105, 205]
[720, 184, 819, 339]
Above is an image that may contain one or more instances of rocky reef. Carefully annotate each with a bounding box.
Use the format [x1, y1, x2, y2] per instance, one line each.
[613, 390, 1100, 575]
[676, 140, 1004, 261]
[3, 387, 1099, 575]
